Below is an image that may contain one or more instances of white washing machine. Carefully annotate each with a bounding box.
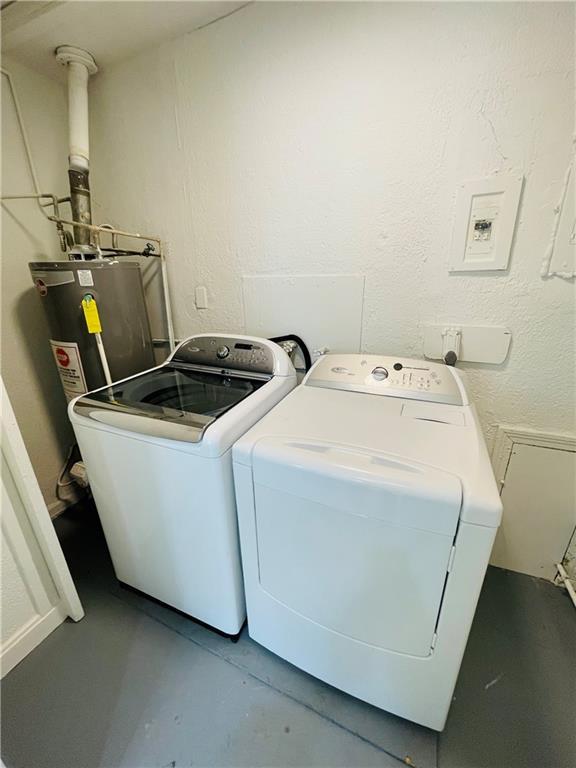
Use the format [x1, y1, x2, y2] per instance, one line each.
[233, 353, 502, 729]
[69, 334, 296, 636]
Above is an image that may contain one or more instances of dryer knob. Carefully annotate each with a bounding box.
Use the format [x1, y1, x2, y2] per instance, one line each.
[372, 366, 388, 381]
[216, 345, 230, 359]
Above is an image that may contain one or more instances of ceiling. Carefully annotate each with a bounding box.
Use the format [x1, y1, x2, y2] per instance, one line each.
[1, 0, 249, 80]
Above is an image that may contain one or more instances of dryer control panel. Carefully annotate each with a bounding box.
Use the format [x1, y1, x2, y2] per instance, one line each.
[305, 355, 466, 406]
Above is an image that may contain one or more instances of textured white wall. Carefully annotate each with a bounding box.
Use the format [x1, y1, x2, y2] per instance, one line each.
[1, 56, 76, 511]
[90, 2, 575, 446]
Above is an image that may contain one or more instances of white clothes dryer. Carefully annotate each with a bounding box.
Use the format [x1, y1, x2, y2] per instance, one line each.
[233, 353, 502, 728]
[69, 334, 296, 636]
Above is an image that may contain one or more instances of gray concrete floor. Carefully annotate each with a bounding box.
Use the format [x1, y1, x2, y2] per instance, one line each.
[2, 502, 575, 768]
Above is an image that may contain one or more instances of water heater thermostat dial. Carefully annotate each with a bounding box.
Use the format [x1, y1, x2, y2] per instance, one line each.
[216, 345, 230, 359]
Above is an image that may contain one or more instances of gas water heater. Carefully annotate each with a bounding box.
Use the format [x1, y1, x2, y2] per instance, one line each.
[25, 46, 158, 401]
[30, 260, 155, 401]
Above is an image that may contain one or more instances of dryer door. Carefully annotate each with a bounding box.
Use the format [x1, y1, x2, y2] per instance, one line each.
[251, 438, 462, 658]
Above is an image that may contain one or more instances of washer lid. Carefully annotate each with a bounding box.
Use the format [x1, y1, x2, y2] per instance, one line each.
[73, 364, 266, 443]
[251, 437, 463, 537]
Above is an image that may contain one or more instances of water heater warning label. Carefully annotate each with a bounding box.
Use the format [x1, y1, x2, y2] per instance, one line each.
[50, 340, 87, 400]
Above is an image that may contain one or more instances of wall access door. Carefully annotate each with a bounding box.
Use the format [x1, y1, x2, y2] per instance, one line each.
[491, 432, 576, 580]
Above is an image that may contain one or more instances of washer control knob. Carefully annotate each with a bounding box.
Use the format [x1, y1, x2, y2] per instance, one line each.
[216, 345, 230, 359]
[372, 366, 388, 381]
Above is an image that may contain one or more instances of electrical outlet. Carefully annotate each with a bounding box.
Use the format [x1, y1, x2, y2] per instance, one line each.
[450, 174, 523, 272]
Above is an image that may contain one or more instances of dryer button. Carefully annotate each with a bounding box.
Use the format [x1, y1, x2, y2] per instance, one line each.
[372, 367, 388, 381]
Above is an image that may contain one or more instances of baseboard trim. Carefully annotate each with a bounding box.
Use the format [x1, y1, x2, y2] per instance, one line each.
[1, 603, 67, 678]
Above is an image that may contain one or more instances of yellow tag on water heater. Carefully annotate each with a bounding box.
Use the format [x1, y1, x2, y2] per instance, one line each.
[81, 295, 102, 334]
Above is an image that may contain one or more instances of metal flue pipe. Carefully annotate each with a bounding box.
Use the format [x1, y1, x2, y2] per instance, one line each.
[55, 46, 98, 247]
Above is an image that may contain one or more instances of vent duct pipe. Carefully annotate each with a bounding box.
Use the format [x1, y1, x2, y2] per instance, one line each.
[55, 46, 97, 248]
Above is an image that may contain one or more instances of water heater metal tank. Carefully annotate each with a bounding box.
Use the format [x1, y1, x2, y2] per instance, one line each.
[29, 260, 155, 400]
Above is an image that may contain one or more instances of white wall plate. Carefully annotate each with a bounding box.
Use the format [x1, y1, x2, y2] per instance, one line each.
[242, 274, 365, 359]
[449, 173, 523, 272]
[423, 325, 511, 364]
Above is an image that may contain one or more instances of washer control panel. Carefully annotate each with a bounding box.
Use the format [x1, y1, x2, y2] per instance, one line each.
[305, 354, 465, 405]
[172, 335, 276, 376]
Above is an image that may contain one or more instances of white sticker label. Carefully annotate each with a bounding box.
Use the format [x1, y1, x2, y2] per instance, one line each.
[50, 340, 88, 399]
[77, 270, 94, 287]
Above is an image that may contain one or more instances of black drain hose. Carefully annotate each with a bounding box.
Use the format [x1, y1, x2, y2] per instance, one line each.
[269, 334, 312, 372]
